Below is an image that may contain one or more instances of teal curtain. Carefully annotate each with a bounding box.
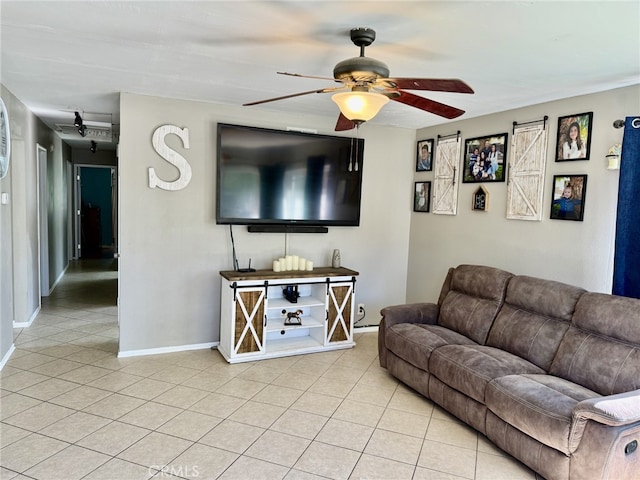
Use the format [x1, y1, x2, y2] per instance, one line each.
[613, 117, 640, 298]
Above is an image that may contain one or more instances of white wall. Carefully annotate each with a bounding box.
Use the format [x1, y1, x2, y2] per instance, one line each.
[118, 93, 414, 353]
[406, 85, 640, 304]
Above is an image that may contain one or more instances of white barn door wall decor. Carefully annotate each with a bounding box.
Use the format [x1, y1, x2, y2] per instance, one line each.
[506, 119, 548, 221]
[432, 134, 461, 215]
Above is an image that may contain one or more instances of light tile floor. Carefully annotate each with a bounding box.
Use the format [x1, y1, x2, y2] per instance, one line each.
[1, 260, 540, 479]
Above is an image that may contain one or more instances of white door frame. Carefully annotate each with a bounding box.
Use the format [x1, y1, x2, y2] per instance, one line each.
[36, 144, 49, 297]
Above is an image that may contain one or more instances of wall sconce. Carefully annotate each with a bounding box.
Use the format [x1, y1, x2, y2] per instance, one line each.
[606, 143, 621, 170]
[331, 89, 389, 125]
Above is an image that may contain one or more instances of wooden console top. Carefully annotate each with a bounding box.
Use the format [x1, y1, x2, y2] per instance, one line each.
[220, 267, 359, 282]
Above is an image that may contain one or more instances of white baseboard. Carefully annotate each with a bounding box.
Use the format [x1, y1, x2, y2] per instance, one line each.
[13, 305, 41, 329]
[0, 344, 16, 371]
[118, 341, 219, 358]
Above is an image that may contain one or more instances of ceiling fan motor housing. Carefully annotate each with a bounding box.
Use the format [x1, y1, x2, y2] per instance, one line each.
[333, 56, 390, 83]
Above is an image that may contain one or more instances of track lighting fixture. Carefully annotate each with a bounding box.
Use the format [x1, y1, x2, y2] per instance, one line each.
[78, 124, 87, 137]
[74, 111, 83, 128]
[90, 141, 97, 153]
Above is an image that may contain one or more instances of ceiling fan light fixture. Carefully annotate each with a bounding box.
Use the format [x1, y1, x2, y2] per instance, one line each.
[331, 91, 389, 123]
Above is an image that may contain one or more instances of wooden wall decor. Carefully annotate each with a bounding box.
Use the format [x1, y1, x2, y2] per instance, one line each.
[472, 185, 489, 211]
[432, 134, 461, 215]
[506, 120, 548, 221]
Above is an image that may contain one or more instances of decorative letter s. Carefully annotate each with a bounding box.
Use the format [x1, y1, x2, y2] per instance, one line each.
[149, 125, 192, 190]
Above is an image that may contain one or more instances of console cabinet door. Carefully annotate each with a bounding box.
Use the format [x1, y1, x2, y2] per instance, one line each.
[232, 287, 266, 355]
[326, 282, 354, 345]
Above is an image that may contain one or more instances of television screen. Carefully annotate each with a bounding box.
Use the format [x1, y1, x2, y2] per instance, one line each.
[216, 123, 364, 227]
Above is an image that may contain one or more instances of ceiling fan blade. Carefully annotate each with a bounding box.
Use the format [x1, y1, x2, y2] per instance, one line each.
[387, 78, 474, 94]
[243, 88, 333, 106]
[335, 113, 356, 131]
[392, 91, 466, 119]
[278, 72, 342, 83]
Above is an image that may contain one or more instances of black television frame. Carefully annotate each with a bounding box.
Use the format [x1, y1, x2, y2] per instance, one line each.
[215, 123, 364, 232]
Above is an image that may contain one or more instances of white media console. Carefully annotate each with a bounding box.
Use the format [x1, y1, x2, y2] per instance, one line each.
[218, 267, 358, 363]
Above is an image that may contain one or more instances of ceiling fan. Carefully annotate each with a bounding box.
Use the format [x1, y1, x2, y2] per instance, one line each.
[244, 27, 474, 131]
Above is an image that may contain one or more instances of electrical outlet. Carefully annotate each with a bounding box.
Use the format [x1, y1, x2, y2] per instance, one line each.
[357, 303, 365, 315]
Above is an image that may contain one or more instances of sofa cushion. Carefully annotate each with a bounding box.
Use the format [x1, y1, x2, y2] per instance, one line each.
[386, 324, 477, 371]
[550, 293, 640, 395]
[429, 344, 545, 404]
[438, 265, 513, 345]
[486, 374, 599, 455]
[486, 275, 585, 371]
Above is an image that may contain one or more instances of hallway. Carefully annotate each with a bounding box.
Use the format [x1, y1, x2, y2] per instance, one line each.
[13, 259, 119, 355]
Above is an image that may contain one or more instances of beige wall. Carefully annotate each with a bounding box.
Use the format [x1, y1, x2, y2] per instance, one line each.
[1, 84, 71, 364]
[406, 85, 640, 304]
[118, 93, 414, 353]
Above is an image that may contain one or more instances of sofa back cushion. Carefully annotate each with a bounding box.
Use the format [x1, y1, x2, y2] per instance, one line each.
[438, 265, 513, 345]
[486, 275, 585, 371]
[549, 293, 640, 395]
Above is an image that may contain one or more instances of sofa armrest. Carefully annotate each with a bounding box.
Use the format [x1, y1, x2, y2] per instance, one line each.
[569, 389, 640, 453]
[380, 303, 439, 329]
[574, 390, 640, 426]
[378, 303, 439, 369]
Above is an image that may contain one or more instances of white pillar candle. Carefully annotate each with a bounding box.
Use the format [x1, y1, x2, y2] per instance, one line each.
[299, 258, 306, 271]
[273, 260, 281, 272]
[285, 256, 293, 271]
[292, 255, 299, 270]
[306, 260, 313, 271]
[279, 258, 286, 271]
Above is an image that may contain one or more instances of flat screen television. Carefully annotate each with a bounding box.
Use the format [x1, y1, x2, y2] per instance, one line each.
[216, 123, 365, 228]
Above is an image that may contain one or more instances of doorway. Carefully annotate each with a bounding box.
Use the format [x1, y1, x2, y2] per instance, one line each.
[74, 165, 117, 259]
[37, 144, 49, 296]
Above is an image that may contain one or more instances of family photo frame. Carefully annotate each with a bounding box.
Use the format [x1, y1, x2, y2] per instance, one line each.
[413, 181, 431, 212]
[555, 112, 593, 162]
[550, 174, 587, 221]
[416, 139, 434, 172]
[462, 133, 508, 183]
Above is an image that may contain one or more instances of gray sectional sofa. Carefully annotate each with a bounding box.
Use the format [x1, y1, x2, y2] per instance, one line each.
[378, 264, 640, 480]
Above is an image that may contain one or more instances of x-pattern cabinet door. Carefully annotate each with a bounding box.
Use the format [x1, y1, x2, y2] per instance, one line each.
[326, 282, 354, 345]
[233, 287, 266, 355]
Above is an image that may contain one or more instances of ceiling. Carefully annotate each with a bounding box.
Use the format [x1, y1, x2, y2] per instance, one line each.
[1, 1, 639, 151]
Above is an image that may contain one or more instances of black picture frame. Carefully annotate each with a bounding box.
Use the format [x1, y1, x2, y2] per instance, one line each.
[462, 133, 508, 183]
[416, 139, 434, 172]
[414, 181, 431, 212]
[550, 174, 587, 221]
[555, 112, 593, 162]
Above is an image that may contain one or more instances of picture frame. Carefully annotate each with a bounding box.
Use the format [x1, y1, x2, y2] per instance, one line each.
[550, 174, 587, 221]
[555, 112, 593, 162]
[416, 139, 434, 172]
[462, 133, 508, 183]
[414, 181, 431, 212]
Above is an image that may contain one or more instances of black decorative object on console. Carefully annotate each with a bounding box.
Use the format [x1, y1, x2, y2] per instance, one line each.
[283, 285, 300, 303]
